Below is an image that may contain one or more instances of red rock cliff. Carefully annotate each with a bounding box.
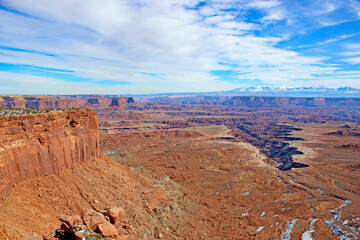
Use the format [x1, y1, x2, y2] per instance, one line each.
[0, 110, 99, 202]
[0, 95, 135, 109]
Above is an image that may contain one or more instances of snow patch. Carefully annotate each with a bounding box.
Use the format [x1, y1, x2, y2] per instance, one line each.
[325, 200, 357, 240]
[301, 218, 317, 240]
[282, 219, 297, 240]
[240, 191, 251, 196]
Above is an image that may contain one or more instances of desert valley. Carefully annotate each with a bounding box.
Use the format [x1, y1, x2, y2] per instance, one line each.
[0, 94, 359, 240]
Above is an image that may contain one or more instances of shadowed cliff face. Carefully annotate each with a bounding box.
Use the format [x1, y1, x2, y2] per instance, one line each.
[0, 110, 99, 202]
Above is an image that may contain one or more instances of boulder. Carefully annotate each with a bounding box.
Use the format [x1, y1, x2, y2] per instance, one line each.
[59, 214, 82, 228]
[60, 223, 70, 231]
[83, 210, 107, 230]
[96, 222, 118, 238]
[105, 206, 126, 223]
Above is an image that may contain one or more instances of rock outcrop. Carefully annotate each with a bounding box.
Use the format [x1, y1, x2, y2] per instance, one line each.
[46, 206, 126, 239]
[336, 143, 360, 151]
[0, 110, 99, 202]
[222, 96, 360, 107]
[151, 95, 360, 108]
[326, 130, 360, 137]
[0, 95, 134, 109]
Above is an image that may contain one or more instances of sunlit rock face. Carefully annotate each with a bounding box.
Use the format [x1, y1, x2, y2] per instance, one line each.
[0, 109, 99, 202]
[0, 95, 135, 109]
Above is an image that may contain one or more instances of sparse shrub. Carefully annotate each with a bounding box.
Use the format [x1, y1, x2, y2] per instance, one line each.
[85, 233, 103, 240]
[0, 108, 84, 116]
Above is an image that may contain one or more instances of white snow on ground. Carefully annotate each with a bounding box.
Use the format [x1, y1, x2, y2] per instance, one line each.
[325, 219, 357, 240]
[301, 218, 318, 240]
[240, 191, 251, 196]
[255, 226, 265, 232]
[282, 219, 297, 240]
[325, 200, 358, 240]
[316, 188, 324, 195]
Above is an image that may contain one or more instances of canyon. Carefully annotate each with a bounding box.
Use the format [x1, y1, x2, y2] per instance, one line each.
[0, 95, 359, 239]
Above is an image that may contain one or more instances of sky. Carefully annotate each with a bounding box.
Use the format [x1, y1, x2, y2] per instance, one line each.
[0, 0, 360, 94]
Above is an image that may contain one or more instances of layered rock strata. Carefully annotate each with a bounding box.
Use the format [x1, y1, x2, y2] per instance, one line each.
[150, 95, 360, 107]
[0, 110, 99, 202]
[0, 96, 134, 109]
[222, 96, 360, 107]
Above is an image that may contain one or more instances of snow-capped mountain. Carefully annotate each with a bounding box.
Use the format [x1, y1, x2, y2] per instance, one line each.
[227, 86, 360, 97]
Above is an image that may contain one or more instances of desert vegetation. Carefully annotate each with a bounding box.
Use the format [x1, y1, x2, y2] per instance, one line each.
[0, 108, 83, 116]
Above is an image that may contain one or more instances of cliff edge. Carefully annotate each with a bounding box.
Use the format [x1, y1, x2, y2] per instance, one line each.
[0, 95, 134, 109]
[0, 110, 99, 202]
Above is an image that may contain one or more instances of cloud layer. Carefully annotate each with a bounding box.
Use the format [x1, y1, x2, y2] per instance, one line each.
[0, 0, 360, 94]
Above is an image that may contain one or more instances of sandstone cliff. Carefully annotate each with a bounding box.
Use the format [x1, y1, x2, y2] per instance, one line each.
[0, 110, 99, 202]
[0, 95, 134, 109]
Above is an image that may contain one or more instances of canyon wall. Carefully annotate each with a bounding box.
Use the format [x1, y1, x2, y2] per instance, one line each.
[0, 96, 134, 109]
[153, 95, 360, 107]
[222, 96, 360, 107]
[0, 110, 99, 202]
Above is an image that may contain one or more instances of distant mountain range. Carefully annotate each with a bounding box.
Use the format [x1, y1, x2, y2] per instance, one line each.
[225, 86, 360, 97]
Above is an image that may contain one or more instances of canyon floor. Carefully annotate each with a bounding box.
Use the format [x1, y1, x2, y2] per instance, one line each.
[1, 100, 360, 239]
[98, 103, 360, 240]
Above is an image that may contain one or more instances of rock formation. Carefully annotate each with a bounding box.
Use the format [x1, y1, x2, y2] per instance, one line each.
[336, 143, 360, 151]
[222, 96, 360, 107]
[326, 129, 360, 137]
[0, 95, 134, 109]
[149, 95, 360, 107]
[0, 110, 99, 202]
[50, 207, 126, 240]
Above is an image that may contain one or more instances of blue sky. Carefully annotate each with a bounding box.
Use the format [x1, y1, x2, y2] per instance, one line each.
[0, 0, 359, 94]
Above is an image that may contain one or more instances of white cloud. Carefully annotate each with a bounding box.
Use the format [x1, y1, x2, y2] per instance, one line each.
[348, 0, 360, 18]
[246, 0, 286, 23]
[199, 6, 218, 17]
[260, 9, 286, 22]
[204, 14, 235, 24]
[341, 51, 360, 56]
[0, 0, 359, 94]
[344, 43, 360, 50]
[248, 0, 281, 9]
[314, 2, 337, 15]
[319, 34, 356, 45]
[344, 57, 360, 64]
[299, 34, 357, 48]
